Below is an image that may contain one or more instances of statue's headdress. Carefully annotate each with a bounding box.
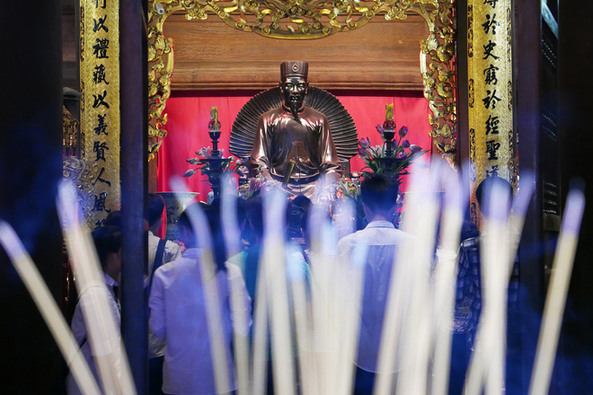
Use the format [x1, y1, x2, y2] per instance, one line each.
[280, 61, 308, 79]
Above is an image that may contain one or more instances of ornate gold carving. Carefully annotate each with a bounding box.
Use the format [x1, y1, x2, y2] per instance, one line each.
[147, 2, 181, 161]
[63, 106, 79, 157]
[63, 105, 92, 228]
[467, 5, 473, 58]
[63, 105, 99, 227]
[147, 0, 457, 161]
[508, 128, 518, 189]
[468, 78, 474, 108]
[507, 80, 512, 111]
[63, 157, 102, 227]
[417, 0, 457, 162]
[506, 7, 512, 61]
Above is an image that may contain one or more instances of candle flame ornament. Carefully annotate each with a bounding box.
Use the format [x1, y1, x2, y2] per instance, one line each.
[209, 107, 221, 131]
[383, 103, 396, 130]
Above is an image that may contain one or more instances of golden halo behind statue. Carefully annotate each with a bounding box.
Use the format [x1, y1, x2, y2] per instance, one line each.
[230, 86, 358, 162]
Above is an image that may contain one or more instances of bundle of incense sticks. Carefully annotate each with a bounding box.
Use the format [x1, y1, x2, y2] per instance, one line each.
[430, 163, 467, 395]
[463, 173, 535, 395]
[0, 166, 585, 394]
[169, 177, 233, 394]
[0, 222, 101, 395]
[57, 181, 136, 395]
[529, 185, 585, 395]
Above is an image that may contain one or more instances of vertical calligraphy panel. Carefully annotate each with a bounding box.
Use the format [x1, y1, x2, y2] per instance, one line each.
[80, 0, 121, 227]
[467, 0, 515, 222]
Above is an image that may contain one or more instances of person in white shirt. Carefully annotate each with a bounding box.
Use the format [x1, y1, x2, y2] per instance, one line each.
[336, 175, 410, 394]
[146, 194, 182, 276]
[145, 194, 183, 394]
[66, 226, 122, 395]
[149, 202, 251, 394]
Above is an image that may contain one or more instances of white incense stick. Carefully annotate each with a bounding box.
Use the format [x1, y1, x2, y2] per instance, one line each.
[529, 187, 585, 395]
[57, 180, 136, 395]
[222, 173, 242, 257]
[288, 249, 317, 395]
[0, 222, 101, 395]
[485, 203, 509, 395]
[318, 218, 356, 395]
[320, 221, 342, 394]
[250, 258, 270, 395]
[306, 201, 327, 394]
[463, 173, 536, 395]
[337, 239, 367, 395]
[308, 203, 339, 395]
[221, 176, 251, 395]
[262, 188, 296, 395]
[463, 180, 512, 395]
[509, 172, 535, 238]
[431, 164, 466, 395]
[374, 205, 414, 394]
[228, 274, 251, 395]
[396, 165, 440, 395]
[170, 177, 231, 394]
[374, 163, 435, 395]
[333, 198, 364, 395]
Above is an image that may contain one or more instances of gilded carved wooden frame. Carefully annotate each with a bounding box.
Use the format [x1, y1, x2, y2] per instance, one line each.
[147, 0, 457, 163]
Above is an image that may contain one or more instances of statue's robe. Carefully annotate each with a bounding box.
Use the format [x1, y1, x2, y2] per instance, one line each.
[250, 105, 341, 198]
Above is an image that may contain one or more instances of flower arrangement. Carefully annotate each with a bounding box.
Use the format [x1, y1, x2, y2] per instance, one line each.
[335, 177, 359, 199]
[232, 158, 265, 199]
[232, 157, 250, 179]
[237, 174, 268, 199]
[356, 123, 427, 186]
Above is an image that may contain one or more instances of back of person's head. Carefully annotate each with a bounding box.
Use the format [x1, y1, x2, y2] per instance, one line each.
[475, 176, 513, 218]
[91, 225, 122, 270]
[104, 210, 121, 228]
[360, 174, 399, 214]
[177, 203, 197, 245]
[286, 195, 311, 240]
[178, 201, 227, 272]
[202, 201, 227, 273]
[145, 194, 165, 227]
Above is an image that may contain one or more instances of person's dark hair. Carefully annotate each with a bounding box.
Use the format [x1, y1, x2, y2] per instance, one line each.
[91, 225, 122, 269]
[286, 195, 311, 240]
[475, 176, 513, 218]
[177, 202, 227, 272]
[203, 201, 227, 273]
[176, 203, 197, 242]
[360, 174, 399, 213]
[104, 210, 121, 228]
[145, 194, 165, 227]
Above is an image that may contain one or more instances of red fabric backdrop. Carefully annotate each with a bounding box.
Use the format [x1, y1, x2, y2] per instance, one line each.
[157, 91, 432, 200]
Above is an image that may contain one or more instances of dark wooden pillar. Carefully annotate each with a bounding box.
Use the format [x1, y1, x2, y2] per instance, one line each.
[514, 0, 557, 392]
[0, 0, 65, 393]
[120, 0, 149, 393]
[455, 0, 469, 166]
[556, 1, 593, 392]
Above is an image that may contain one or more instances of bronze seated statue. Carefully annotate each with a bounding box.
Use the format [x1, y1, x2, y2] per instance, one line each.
[230, 61, 358, 199]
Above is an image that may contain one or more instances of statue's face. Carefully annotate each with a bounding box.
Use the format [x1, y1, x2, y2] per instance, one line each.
[281, 76, 308, 109]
